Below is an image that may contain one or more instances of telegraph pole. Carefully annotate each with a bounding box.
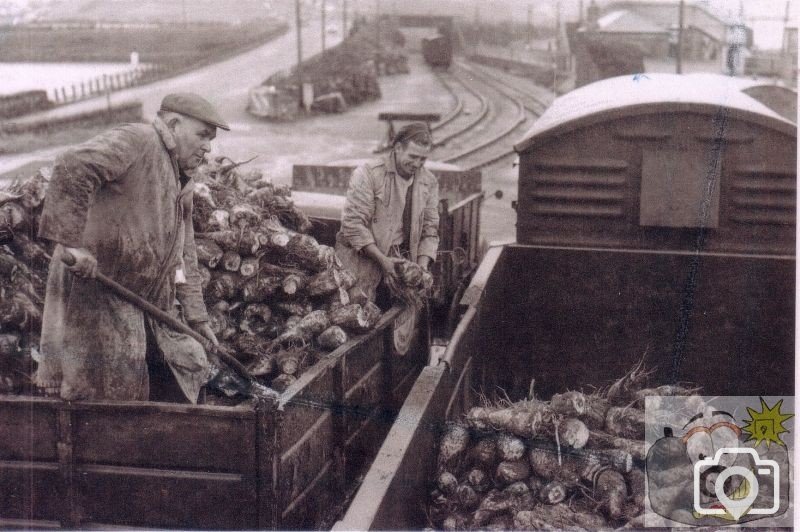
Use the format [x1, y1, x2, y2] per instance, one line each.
[527, 2, 533, 44]
[321, 0, 326, 50]
[295, 0, 303, 105]
[375, 0, 381, 48]
[676, 0, 684, 73]
[342, 0, 347, 37]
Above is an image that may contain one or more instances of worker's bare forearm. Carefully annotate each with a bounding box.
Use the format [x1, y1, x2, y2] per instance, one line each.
[417, 255, 432, 271]
[363, 243, 391, 270]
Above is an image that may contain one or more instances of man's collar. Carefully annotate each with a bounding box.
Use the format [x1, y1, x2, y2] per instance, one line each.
[153, 116, 177, 153]
[153, 116, 193, 189]
[386, 151, 398, 176]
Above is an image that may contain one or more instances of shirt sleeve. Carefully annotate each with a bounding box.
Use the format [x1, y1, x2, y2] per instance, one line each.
[38, 126, 142, 248]
[417, 176, 440, 261]
[339, 164, 378, 251]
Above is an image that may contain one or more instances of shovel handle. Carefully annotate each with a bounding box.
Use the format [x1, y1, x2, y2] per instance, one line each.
[61, 250, 254, 382]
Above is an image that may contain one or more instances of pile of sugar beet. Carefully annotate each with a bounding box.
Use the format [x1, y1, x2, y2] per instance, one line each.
[427, 362, 700, 530]
[0, 156, 427, 396]
[190, 156, 389, 394]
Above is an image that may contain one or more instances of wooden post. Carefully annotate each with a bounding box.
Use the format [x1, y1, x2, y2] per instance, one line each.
[321, 0, 326, 51]
[256, 400, 278, 529]
[342, 0, 347, 37]
[60, 87, 67, 102]
[71, 85, 77, 101]
[527, 2, 533, 44]
[375, 0, 380, 48]
[295, 0, 303, 107]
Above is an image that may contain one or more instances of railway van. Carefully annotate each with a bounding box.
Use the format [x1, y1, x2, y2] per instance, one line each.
[336, 73, 796, 529]
[422, 34, 453, 69]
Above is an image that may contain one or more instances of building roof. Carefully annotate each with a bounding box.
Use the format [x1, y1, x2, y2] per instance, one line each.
[596, 9, 669, 34]
[606, 1, 733, 42]
[514, 73, 795, 153]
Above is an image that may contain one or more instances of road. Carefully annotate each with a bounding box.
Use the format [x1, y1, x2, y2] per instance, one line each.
[1, 19, 454, 183]
[0, 13, 341, 177]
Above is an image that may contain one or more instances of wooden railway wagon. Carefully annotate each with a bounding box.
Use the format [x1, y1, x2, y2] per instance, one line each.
[0, 307, 426, 530]
[0, 194, 482, 530]
[0, 160, 484, 529]
[336, 74, 796, 529]
[422, 35, 453, 69]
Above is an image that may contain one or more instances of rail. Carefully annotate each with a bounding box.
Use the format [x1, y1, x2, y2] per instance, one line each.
[425, 59, 551, 172]
[467, 62, 550, 115]
[430, 71, 463, 132]
[431, 70, 490, 148]
[442, 62, 529, 169]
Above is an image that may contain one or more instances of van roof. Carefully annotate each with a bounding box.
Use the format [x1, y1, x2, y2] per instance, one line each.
[515, 73, 796, 152]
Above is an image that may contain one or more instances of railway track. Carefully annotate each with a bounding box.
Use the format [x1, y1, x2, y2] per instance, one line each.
[430, 70, 489, 148]
[430, 60, 547, 171]
[467, 62, 552, 116]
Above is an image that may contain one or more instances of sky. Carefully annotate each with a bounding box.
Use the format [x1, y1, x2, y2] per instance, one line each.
[350, 0, 798, 49]
[3, 0, 797, 49]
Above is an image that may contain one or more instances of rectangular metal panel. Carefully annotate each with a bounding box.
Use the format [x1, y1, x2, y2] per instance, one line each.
[640, 148, 721, 228]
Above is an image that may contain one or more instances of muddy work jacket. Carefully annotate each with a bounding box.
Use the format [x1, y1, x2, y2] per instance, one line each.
[37, 118, 211, 403]
[335, 153, 440, 301]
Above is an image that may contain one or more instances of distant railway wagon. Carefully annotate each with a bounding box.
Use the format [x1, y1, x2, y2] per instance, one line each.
[422, 35, 453, 69]
[336, 74, 796, 530]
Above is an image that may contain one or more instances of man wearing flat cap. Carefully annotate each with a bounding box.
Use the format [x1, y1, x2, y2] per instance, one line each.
[336, 122, 440, 304]
[34, 92, 230, 403]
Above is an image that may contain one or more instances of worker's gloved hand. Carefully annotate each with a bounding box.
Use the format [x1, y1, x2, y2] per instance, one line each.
[420, 270, 434, 293]
[63, 247, 98, 278]
[191, 321, 219, 347]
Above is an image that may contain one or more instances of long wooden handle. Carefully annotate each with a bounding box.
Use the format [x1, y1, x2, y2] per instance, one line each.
[62, 251, 254, 382]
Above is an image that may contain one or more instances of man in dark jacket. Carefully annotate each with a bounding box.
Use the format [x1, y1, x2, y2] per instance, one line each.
[34, 93, 229, 403]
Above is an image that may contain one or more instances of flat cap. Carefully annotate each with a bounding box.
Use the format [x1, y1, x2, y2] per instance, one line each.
[160, 92, 230, 131]
[392, 121, 432, 146]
